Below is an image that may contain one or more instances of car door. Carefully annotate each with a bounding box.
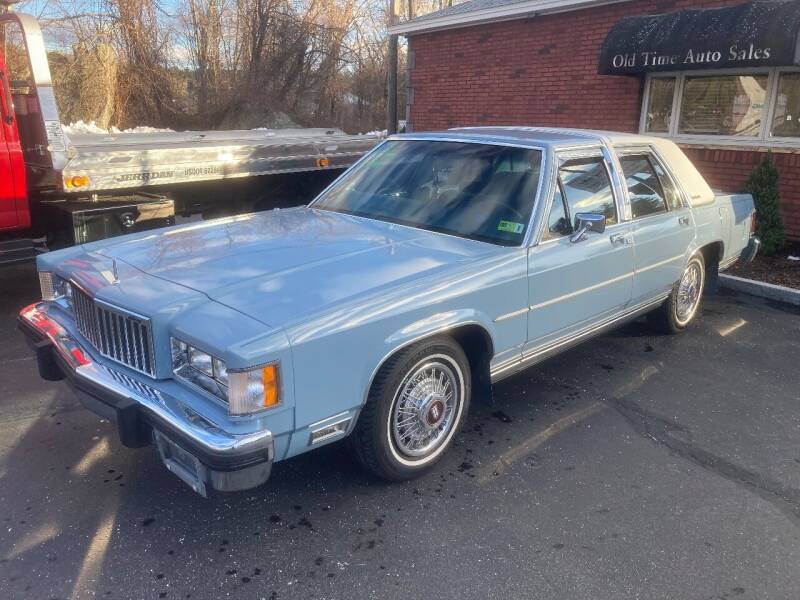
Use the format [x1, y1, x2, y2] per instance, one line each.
[525, 148, 634, 352]
[616, 147, 694, 304]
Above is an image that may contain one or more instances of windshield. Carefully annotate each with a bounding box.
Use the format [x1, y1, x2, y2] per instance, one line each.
[313, 140, 543, 246]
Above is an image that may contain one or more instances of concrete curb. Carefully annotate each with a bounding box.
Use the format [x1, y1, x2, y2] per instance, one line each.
[719, 273, 800, 306]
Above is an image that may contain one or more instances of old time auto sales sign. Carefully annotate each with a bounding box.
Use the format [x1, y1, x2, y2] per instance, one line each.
[597, 1, 800, 76]
[610, 44, 773, 71]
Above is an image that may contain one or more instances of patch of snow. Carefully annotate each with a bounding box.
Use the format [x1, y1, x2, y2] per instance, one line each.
[788, 255, 800, 261]
[63, 120, 174, 135]
[62, 120, 108, 135]
[118, 125, 175, 134]
[361, 129, 387, 136]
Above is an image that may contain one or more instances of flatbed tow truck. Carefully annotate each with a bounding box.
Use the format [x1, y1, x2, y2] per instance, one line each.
[0, 3, 381, 265]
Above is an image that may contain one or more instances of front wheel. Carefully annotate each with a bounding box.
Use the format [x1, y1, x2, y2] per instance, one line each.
[649, 254, 706, 334]
[348, 337, 471, 481]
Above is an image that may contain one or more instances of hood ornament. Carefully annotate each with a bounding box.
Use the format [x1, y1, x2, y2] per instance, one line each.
[100, 259, 121, 285]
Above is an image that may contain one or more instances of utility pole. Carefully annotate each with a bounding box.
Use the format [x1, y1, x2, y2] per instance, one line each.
[387, 0, 398, 134]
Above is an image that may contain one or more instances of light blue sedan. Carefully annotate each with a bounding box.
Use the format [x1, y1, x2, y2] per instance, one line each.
[19, 128, 759, 495]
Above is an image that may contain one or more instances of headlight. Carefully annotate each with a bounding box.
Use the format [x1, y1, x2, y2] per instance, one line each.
[171, 337, 280, 415]
[39, 272, 72, 304]
[187, 346, 213, 376]
[171, 338, 228, 401]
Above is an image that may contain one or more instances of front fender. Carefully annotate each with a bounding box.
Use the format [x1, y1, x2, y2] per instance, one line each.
[282, 252, 527, 460]
[384, 308, 497, 349]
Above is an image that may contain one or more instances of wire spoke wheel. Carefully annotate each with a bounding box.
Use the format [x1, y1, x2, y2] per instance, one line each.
[390, 358, 460, 459]
[675, 259, 703, 325]
[349, 337, 470, 480]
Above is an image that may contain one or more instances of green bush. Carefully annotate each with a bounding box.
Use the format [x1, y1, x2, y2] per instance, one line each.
[743, 155, 785, 256]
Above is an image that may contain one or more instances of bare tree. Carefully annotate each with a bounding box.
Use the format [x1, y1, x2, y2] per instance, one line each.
[15, 0, 423, 132]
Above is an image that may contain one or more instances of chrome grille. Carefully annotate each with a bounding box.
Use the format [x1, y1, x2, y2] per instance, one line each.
[71, 284, 156, 377]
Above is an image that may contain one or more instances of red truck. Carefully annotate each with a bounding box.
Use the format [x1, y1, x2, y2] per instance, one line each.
[0, 5, 380, 265]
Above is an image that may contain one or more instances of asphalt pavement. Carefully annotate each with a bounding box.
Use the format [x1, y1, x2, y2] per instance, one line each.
[1, 262, 799, 600]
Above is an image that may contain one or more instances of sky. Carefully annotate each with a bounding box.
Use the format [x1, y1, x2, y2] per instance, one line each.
[10, 0, 189, 56]
[16, 0, 182, 19]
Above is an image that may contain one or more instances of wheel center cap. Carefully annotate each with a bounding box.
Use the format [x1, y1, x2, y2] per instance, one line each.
[423, 398, 446, 428]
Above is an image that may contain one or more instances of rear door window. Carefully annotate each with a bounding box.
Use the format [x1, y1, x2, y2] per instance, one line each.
[619, 154, 668, 218]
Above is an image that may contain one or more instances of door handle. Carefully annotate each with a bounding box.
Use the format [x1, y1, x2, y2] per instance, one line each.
[678, 216, 691, 226]
[609, 232, 630, 246]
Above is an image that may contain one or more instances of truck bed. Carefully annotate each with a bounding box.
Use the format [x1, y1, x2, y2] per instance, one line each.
[61, 128, 382, 193]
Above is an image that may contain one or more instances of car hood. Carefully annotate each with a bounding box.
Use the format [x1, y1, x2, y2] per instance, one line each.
[92, 207, 499, 327]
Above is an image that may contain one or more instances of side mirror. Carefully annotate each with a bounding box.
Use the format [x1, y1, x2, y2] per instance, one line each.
[570, 213, 606, 243]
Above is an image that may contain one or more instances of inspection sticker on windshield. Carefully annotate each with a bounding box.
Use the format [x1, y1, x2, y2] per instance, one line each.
[497, 220, 524, 234]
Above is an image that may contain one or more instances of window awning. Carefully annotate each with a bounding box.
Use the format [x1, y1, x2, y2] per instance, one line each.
[598, 0, 800, 76]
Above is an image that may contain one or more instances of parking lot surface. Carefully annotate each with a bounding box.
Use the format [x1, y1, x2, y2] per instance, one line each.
[1, 263, 799, 600]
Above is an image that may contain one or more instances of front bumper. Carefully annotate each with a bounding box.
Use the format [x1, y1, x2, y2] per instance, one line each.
[18, 303, 274, 496]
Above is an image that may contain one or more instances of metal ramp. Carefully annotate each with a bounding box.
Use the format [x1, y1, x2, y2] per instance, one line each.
[0, 238, 48, 266]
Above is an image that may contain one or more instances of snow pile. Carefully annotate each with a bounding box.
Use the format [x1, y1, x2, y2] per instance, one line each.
[361, 129, 387, 136]
[117, 124, 175, 134]
[63, 120, 174, 135]
[62, 120, 108, 135]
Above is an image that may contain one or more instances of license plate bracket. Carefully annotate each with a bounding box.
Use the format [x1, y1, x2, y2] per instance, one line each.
[153, 430, 208, 497]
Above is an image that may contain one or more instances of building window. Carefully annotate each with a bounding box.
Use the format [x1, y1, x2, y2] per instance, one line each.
[773, 72, 800, 138]
[644, 78, 675, 133]
[679, 75, 767, 137]
[641, 68, 800, 145]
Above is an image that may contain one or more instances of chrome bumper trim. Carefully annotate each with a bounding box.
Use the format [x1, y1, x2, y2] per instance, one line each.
[19, 302, 273, 461]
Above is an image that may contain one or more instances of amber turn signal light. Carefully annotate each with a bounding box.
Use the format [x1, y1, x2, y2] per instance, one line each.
[65, 175, 90, 189]
[262, 364, 280, 408]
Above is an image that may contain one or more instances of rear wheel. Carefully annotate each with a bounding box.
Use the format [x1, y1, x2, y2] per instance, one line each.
[349, 337, 471, 481]
[649, 254, 705, 334]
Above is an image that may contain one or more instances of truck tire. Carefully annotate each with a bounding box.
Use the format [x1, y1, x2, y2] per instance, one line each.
[349, 337, 471, 481]
[649, 253, 706, 334]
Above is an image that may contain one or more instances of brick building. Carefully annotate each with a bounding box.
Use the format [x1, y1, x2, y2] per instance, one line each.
[389, 0, 800, 239]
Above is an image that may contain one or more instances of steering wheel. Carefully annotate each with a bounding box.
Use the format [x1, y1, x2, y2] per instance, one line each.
[484, 199, 526, 222]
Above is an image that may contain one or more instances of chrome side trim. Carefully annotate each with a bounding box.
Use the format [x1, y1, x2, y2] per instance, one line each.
[494, 307, 530, 322]
[636, 253, 685, 274]
[529, 271, 634, 311]
[491, 293, 669, 382]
